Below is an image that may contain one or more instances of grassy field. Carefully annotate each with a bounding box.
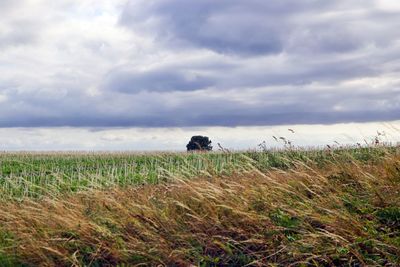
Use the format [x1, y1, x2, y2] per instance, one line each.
[0, 146, 394, 199]
[0, 145, 399, 266]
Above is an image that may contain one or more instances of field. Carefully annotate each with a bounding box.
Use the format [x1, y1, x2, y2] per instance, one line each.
[0, 145, 399, 266]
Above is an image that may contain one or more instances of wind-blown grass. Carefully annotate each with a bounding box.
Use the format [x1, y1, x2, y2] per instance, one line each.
[0, 145, 399, 266]
[0, 145, 396, 199]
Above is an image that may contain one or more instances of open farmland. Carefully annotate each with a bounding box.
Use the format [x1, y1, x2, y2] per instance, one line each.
[0, 147, 394, 199]
[0, 145, 399, 266]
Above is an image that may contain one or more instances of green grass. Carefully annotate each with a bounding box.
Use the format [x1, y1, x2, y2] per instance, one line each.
[0, 152, 243, 199]
[0, 145, 397, 199]
[0, 231, 19, 267]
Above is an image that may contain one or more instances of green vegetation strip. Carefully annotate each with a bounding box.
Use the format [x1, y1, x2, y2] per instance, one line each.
[0, 146, 396, 199]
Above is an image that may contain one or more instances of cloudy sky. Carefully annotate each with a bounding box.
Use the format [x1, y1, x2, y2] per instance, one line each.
[1, 0, 399, 150]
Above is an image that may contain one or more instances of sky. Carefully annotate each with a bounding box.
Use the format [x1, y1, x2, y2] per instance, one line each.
[0, 0, 399, 150]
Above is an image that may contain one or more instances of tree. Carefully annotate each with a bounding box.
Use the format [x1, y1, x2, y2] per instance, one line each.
[186, 136, 212, 151]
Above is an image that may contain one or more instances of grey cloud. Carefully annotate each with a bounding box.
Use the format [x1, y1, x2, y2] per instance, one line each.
[0, 0, 399, 129]
[0, 31, 37, 48]
[0, 0, 47, 48]
[120, 0, 289, 55]
[101, 50, 380, 95]
[0, 83, 399, 127]
[0, 0, 20, 12]
[103, 67, 216, 93]
[0, 19, 41, 48]
[119, 0, 383, 56]
[227, 56, 379, 89]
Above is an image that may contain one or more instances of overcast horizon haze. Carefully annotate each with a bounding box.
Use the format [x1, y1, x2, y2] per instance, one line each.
[1, 0, 400, 150]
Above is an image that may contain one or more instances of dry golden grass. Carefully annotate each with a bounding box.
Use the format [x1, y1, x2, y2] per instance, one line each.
[0, 151, 399, 266]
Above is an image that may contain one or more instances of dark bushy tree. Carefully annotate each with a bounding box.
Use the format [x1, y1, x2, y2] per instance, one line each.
[186, 136, 212, 151]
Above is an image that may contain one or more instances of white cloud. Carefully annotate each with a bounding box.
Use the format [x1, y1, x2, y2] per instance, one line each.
[0, 94, 7, 103]
[376, 0, 400, 11]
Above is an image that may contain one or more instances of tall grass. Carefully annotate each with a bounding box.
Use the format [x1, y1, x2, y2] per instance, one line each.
[0, 145, 396, 199]
[0, 145, 398, 265]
